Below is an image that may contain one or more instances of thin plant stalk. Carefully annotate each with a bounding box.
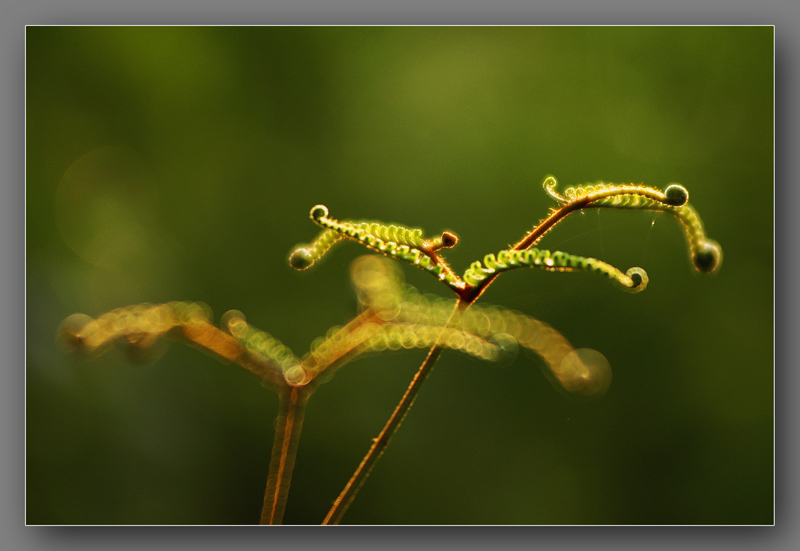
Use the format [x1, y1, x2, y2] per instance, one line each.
[261, 308, 383, 524]
[322, 300, 464, 525]
[260, 386, 309, 525]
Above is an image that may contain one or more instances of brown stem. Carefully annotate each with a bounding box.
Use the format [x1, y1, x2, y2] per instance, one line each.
[260, 386, 309, 525]
[457, 198, 592, 304]
[321, 301, 465, 525]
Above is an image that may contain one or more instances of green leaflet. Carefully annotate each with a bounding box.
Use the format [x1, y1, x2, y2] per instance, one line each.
[462, 248, 648, 292]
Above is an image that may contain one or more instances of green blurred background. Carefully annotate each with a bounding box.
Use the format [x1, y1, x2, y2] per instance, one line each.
[26, 26, 773, 525]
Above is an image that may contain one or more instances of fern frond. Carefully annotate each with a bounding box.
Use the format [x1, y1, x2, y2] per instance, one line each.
[544, 176, 689, 209]
[57, 302, 287, 390]
[288, 205, 464, 289]
[462, 248, 648, 292]
[541, 177, 721, 274]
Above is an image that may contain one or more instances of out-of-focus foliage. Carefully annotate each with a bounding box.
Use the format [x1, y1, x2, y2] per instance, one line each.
[57, 255, 616, 399]
[26, 26, 773, 525]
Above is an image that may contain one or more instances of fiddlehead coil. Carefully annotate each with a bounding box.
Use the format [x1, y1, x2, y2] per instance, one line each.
[462, 248, 648, 293]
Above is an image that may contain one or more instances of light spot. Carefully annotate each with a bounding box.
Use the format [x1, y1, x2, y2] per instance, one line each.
[555, 348, 612, 400]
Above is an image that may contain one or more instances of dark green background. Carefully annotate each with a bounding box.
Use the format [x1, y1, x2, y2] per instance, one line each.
[26, 26, 773, 525]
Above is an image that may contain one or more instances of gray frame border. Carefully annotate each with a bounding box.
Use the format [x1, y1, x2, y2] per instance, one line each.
[8, 1, 790, 549]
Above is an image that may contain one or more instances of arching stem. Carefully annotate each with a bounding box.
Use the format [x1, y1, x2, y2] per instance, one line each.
[458, 198, 587, 304]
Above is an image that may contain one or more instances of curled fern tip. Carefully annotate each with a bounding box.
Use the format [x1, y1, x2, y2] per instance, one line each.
[543, 176, 566, 203]
[663, 184, 689, 206]
[310, 205, 329, 221]
[692, 239, 722, 273]
[624, 267, 649, 293]
[288, 247, 314, 270]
